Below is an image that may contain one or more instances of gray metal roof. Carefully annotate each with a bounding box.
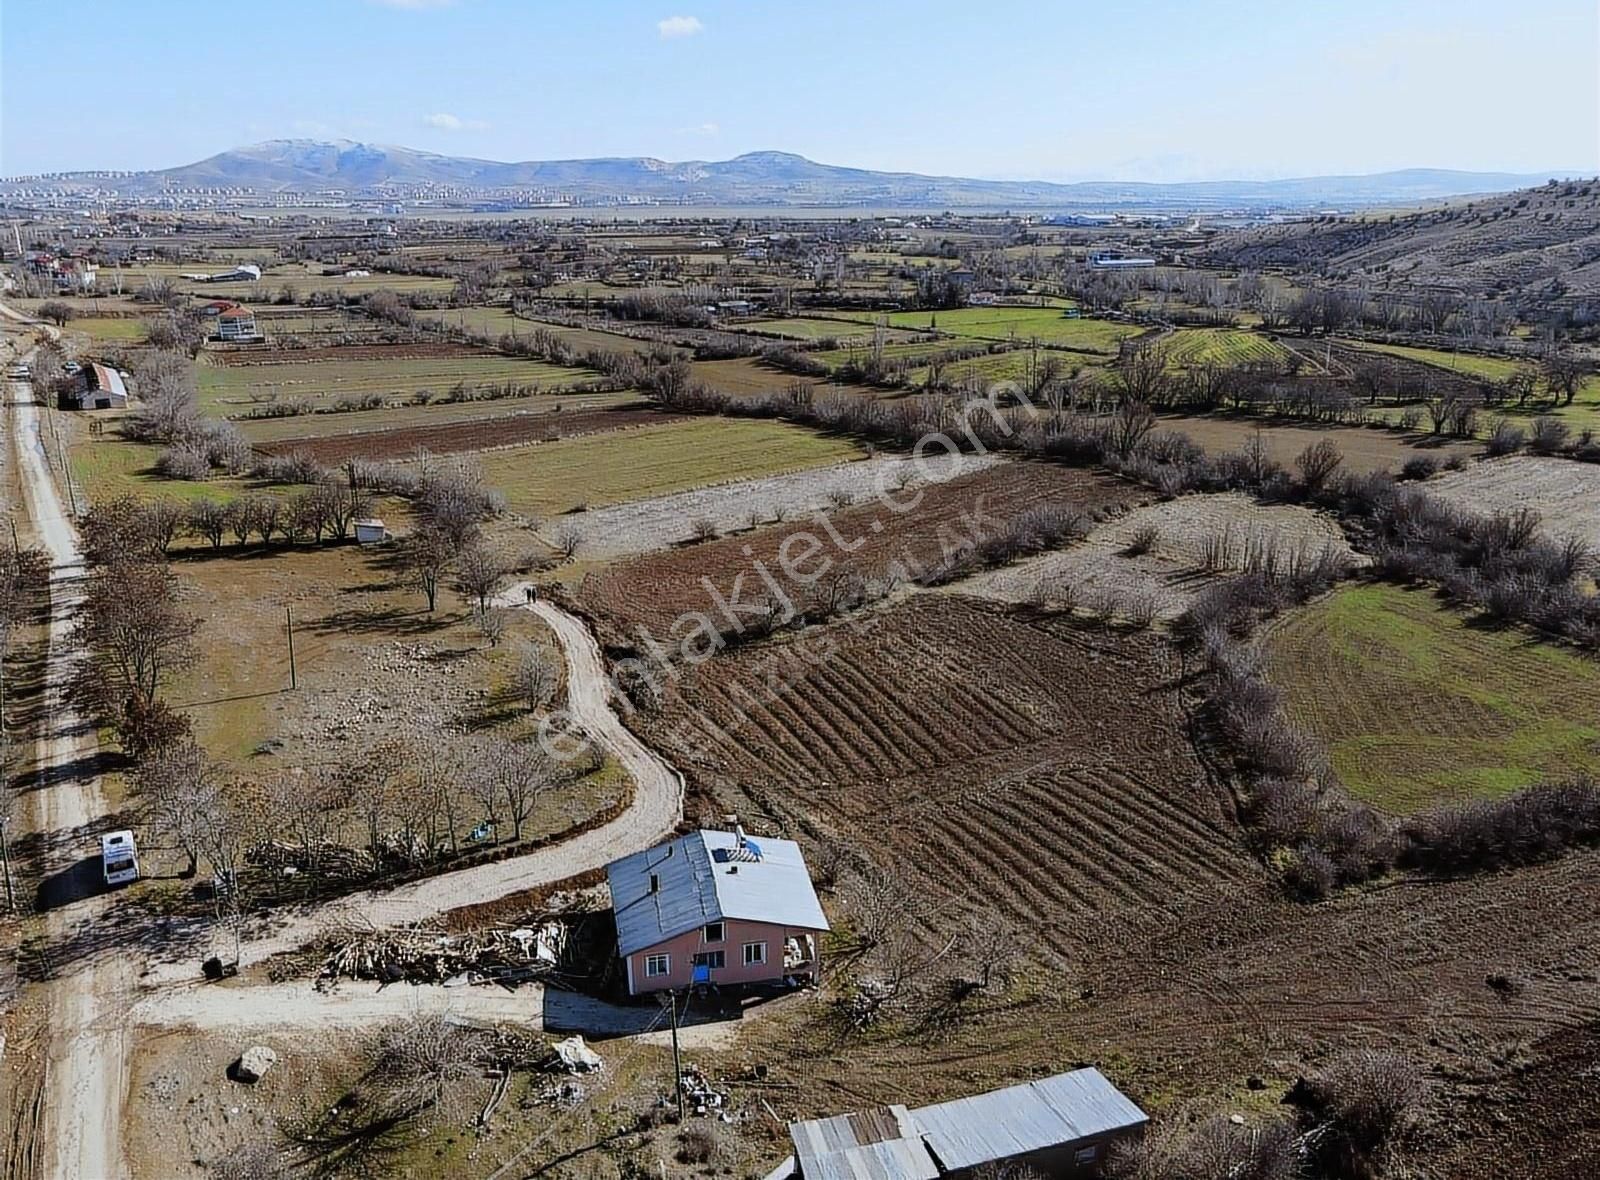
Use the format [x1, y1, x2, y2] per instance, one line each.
[606, 829, 829, 957]
[913, 1068, 1148, 1171]
[790, 1105, 939, 1180]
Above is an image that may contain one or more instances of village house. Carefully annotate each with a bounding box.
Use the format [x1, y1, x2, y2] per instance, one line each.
[764, 1068, 1149, 1179]
[202, 300, 261, 342]
[605, 829, 828, 997]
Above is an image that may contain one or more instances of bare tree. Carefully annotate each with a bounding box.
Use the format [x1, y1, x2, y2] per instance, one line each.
[468, 737, 550, 842]
[75, 559, 198, 714]
[1107, 398, 1157, 457]
[1294, 439, 1344, 496]
[553, 523, 583, 560]
[454, 541, 509, 616]
[135, 739, 223, 876]
[398, 527, 455, 611]
[510, 643, 558, 713]
[188, 498, 230, 550]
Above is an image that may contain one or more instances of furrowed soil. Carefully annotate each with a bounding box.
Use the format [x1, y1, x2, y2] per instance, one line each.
[638, 594, 1258, 962]
[626, 594, 1600, 1159]
[579, 461, 1145, 641]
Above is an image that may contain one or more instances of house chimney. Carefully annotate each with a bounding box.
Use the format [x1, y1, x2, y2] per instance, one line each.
[649, 873, 659, 894]
[735, 823, 747, 850]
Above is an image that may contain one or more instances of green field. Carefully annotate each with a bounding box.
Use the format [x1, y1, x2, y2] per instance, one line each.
[197, 353, 601, 413]
[114, 261, 455, 303]
[473, 416, 866, 517]
[1268, 583, 1600, 812]
[70, 437, 260, 505]
[841, 307, 1140, 353]
[739, 317, 909, 343]
[67, 316, 148, 344]
[1164, 328, 1289, 368]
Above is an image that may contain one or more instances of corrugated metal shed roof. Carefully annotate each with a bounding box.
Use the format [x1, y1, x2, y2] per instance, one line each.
[606, 830, 829, 957]
[790, 1105, 939, 1180]
[914, 1068, 1148, 1171]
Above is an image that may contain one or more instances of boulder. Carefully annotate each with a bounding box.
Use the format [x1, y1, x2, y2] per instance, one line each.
[233, 1045, 278, 1084]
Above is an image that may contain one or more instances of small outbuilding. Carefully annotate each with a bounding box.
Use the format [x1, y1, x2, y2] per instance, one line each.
[353, 518, 388, 545]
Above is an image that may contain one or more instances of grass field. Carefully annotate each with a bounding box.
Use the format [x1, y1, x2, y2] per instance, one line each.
[196, 351, 601, 412]
[1164, 328, 1289, 368]
[69, 437, 261, 505]
[739, 317, 912, 343]
[473, 416, 866, 517]
[113, 260, 454, 302]
[1268, 583, 1600, 811]
[839, 307, 1142, 353]
[65, 316, 148, 345]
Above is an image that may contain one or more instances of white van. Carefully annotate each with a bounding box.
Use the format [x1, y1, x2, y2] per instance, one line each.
[100, 831, 139, 887]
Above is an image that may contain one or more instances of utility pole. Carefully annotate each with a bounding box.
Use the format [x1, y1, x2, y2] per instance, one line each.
[668, 990, 685, 1122]
[285, 605, 297, 689]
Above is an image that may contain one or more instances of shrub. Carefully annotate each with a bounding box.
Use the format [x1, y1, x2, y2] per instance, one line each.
[1123, 523, 1160, 556]
[1485, 419, 1526, 457]
[1397, 455, 1438, 481]
[1529, 415, 1570, 455]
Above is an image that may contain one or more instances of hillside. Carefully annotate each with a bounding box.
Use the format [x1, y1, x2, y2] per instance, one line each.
[4, 139, 1571, 210]
[1199, 178, 1600, 300]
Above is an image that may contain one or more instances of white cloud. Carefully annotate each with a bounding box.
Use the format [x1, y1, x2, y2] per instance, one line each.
[657, 15, 703, 39]
[422, 112, 488, 131]
[676, 122, 720, 137]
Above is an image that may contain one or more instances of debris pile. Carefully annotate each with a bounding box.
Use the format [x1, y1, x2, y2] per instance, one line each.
[549, 1035, 603, 1073]
[679, 1067, 727, 1116]
[232, 1046, 278, 1084]
[321, 920, 569, 984]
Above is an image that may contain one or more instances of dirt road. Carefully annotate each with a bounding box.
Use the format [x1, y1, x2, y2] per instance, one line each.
[3, 304, 130, 1179]
[144, 588, 684, 983]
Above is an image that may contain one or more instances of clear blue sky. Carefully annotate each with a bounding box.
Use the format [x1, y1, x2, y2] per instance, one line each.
[2, 0, 1595, 180]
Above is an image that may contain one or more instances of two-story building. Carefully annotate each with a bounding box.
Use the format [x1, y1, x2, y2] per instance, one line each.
[606, 829, 828, 997]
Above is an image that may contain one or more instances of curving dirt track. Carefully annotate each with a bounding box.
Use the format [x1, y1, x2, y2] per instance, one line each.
[142, 590, 684, 984]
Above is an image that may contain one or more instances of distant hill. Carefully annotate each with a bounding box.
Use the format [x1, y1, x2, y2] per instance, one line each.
[1197, 178, 1600, 300]
[4, 140, 1577, 210]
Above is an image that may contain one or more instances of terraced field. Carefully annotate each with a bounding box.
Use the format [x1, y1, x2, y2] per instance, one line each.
[237, 390, 639, 444]
[641, 595, 1255, 958]
[1266, 583, 1600, 811]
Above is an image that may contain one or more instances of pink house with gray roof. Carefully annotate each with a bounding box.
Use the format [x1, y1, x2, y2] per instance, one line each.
[606, 829, 829, 996]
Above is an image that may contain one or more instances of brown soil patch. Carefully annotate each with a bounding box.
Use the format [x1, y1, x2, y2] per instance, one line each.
[580, 461, 1145, 642]
[255, 405, 687, 464]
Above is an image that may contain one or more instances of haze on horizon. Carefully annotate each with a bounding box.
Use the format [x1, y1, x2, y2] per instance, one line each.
[2, 0, 1596, 182]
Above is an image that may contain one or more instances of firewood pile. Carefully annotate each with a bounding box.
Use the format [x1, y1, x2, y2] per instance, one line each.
[321, 920, 570, 984]
[248, 839, 376, 879]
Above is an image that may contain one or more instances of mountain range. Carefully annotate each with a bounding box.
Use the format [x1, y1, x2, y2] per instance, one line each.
[7, 140, 1579, 210]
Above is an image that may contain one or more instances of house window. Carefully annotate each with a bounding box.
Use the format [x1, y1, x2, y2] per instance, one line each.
[645, 953, 670, 978]
[743, 941, 767, 966]
[692, 951, 725, 970]
[703, 921, 724, 943]
[1074, 1146, 1098, 1165]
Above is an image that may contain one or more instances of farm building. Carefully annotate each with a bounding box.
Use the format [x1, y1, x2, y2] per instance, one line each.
[1088, 252, 1157, 270]
[764, 1068, 1148, 1179]
[605, 829, 827, 996]
[199, 264, 262, 283]
[60, 363, 128, 411]
[353, 518, 388, 545]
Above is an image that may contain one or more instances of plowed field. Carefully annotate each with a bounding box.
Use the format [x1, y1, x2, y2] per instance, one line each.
[580, 461, 1145, 641]
[638, 594, 1256, 959]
